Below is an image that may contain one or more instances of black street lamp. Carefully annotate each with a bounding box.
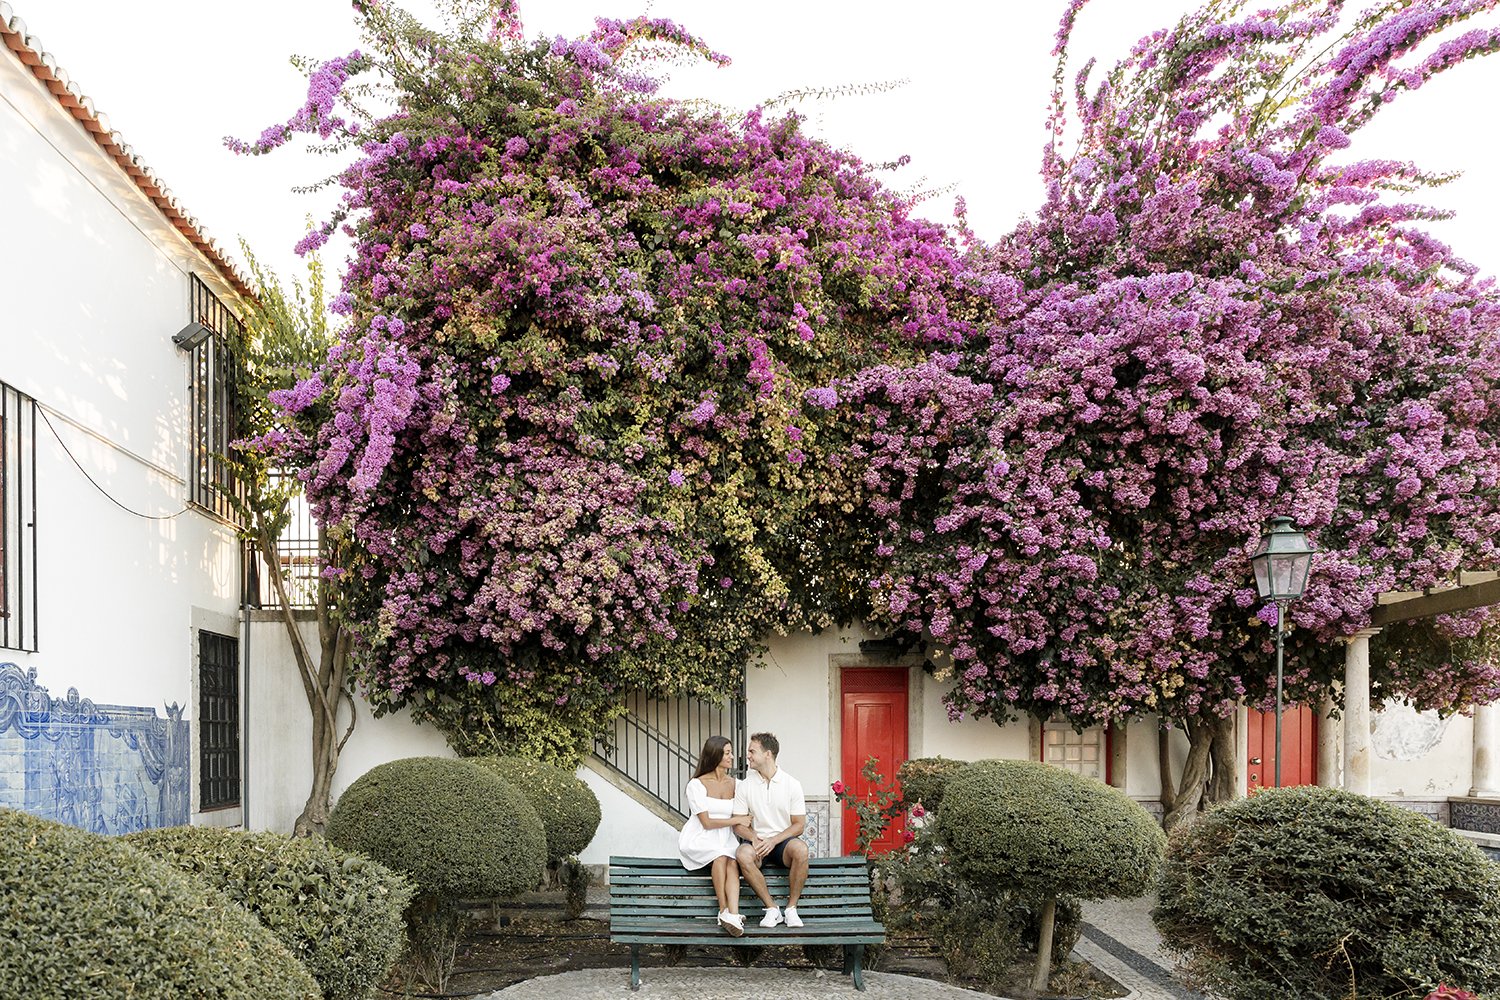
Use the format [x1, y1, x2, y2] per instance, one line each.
[1250, 515, 1316, 788]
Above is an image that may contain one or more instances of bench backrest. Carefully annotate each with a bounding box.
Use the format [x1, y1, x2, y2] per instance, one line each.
[608, 855, 876, 923]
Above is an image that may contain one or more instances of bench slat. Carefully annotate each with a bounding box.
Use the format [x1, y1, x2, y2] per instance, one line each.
[612, 898, 873, 911]
[610, 855, 867, 867]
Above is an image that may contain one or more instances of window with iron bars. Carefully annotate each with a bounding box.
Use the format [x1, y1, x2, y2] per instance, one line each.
[187, 275, 246, 523]
[198, 629, 241, 810]
[1, 381, 38, 652]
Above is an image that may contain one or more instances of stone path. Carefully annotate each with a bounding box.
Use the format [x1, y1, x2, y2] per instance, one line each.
[477, 967, 998, 999]
[1078, 896, 1207, 1000]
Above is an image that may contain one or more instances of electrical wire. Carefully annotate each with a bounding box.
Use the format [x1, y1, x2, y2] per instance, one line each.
[38, 406, 191, 521]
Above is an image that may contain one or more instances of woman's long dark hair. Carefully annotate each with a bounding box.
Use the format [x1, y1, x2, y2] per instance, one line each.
[692, 735, 732, 780]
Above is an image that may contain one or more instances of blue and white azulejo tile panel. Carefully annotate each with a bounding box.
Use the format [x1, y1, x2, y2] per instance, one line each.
[0, 662, 190, 833]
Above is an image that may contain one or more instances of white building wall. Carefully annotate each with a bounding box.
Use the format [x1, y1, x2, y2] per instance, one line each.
[245, 616, 454, 834]
[1, 41, 243, 826]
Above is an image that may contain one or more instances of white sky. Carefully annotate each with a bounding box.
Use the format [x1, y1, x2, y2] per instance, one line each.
[15, 0, 1500, 290]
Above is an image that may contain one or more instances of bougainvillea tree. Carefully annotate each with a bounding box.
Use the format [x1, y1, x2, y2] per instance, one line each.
[241, 0, 1500, 805]
[232, 1, 981, 760]
[816, 0, 1500, 822]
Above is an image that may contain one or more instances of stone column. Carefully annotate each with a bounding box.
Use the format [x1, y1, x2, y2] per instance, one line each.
[1317, 691, 1341, 788]
[1343, 629, 1379, 795]
[1472, 700, 1500, 798]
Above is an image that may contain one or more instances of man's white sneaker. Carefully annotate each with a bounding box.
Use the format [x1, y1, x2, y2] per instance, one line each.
[759, 905, 783, 928]
[783, 906, 803, 928]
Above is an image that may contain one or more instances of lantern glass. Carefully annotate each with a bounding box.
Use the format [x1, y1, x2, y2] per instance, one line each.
[1251, 516, 1316, 601]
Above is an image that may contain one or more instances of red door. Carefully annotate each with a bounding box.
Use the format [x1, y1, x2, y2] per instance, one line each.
[1247, 705, 1318, 792]
[841, 668, 908, 855]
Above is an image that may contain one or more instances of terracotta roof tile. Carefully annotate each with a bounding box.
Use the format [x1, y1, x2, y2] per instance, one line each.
[1, 2, 256, 303]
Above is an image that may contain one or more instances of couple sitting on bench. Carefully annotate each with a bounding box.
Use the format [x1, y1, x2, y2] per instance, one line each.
[676, 731, 809, 936]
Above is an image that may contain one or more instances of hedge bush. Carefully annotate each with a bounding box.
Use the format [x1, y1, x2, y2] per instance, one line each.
[936, 759, 1164, 901]
[470, 755, 601, 867]
[1154, 786, 1500, 1000]
[127, 825, 412, 1000]
[326, 756, 546, 901]
[0, 808, 319, 1000]
[897, 756, 965, 813]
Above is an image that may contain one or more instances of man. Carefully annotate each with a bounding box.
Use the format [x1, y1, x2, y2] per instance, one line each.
[731, 732, 809, 928]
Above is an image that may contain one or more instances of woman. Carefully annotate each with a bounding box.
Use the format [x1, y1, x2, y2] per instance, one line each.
[678, 735, 751, 935]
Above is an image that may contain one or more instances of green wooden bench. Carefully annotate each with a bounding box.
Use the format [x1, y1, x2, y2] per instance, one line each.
[608, 854, 886, 990]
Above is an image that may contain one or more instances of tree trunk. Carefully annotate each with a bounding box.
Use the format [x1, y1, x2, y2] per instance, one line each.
[1162, 715, 1238, 831]
[1158, 727, 1178, 815]
[257, 523, 354, 838]
[1208, 713, 1238, 804]
[1030, 894, 1058, 993]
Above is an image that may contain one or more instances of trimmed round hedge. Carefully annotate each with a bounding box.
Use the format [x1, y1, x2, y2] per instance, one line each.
[897, 756, 965, 812]
[471, 755, 601, 866]
[126, 825, 413, 1000]
[326, 756, 546, 900]
[936, 759, 1164, 900]
[1154, 786, 1500, 1000]
[0, 808, 319, 1000]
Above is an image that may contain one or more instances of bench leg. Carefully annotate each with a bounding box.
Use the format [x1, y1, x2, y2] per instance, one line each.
[851, 944, 866, 991]
[630, 945, 641, 990]
[842, 944, 854, 975]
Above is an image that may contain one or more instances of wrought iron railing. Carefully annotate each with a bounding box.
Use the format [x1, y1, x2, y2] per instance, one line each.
[593, 682, 747, 818]
[244, 472, 319, 610]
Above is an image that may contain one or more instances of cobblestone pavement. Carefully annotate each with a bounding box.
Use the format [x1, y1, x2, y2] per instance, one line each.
[1079, 895, 1208, 1000]
[476, 967, 1002, 999]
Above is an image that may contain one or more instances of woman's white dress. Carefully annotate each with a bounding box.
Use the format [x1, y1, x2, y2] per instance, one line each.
[678, 777, 739, 870]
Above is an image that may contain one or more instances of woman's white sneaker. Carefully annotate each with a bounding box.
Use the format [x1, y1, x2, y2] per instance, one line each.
[718, 911, 745, 936]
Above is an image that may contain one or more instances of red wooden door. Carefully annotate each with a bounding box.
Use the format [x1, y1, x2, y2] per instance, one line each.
[1247, 705, 1318, 792]
[841, 668, 909, 855]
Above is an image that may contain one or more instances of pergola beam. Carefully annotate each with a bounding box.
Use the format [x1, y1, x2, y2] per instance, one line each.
[1371, 577, 1500, 627]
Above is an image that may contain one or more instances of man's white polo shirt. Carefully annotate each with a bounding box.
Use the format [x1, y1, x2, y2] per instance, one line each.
[733, 766, 806, 840]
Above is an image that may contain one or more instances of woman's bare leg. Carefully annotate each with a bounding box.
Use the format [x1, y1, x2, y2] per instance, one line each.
[711, 856, 731, 911]
[726, 858, 742, 915]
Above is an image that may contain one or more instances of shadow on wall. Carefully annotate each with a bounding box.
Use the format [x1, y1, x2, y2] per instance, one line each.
[0, 662, 189, 832]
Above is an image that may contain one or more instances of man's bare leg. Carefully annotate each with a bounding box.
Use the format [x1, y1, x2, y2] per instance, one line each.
[784, 838, 810, 908]
[735, 844, 775, 906]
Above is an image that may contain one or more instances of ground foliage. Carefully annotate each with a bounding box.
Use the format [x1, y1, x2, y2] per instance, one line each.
[236, 0, 1500, 761]
[1154, 786, 1500, 999]
[0, 808, 320, 1000]
[126, 824, 412, 1000]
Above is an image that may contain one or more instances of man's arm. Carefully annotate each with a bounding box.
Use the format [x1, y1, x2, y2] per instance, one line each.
[753, 814, 806, 856]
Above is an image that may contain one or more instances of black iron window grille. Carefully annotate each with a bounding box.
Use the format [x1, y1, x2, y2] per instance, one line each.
[198, 629, 241, 810]
[187, 274, 245, 523]
[0, 382, 38, 652]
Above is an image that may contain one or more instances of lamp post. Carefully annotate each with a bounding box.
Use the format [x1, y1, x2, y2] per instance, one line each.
[1250, 516, 1316, 788]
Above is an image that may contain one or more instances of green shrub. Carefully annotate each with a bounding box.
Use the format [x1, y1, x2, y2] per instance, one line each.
[937, 759, 1164, 992]
[470, 755, 601, 867]
[936, 759, 1164, 901]
[326, 756, 546, 901]
[1154, 786, 1500, 1000]
[0, 808, 319, 1000]
[127, 825, 413, 1000]
[897, 756, 965, 812]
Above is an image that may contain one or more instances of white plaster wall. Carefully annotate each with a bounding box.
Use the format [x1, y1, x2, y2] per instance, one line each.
[575, 767, 680, 865]
[0, 43, 242, 823]
[1368, 702, 1473, 799]
[245, 617, 453, 833]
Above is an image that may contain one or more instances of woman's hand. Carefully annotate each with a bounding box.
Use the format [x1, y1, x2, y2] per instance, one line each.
[730, 814, 752, 826]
